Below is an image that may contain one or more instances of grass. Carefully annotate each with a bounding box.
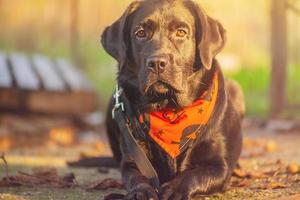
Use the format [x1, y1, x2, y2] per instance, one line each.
[227, 64, 300, 118]
[226, 67, 270, 117]
[82, 44, 117, 106]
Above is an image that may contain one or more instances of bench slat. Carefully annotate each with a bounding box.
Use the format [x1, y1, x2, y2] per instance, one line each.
[55, 59, 92, 91]
[0, 52, 13, 88]
[9, 53, 40, 90]
[32, 55, 66, 92]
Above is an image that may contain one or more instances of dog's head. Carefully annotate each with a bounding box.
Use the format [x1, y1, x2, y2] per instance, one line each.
[102, 0, 226, 111]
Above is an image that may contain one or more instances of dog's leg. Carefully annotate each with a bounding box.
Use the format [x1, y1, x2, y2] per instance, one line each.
[106, 101, 159, 200]
[159, 158, 229, 200]
[121, 155, 159, 200]
[159, 131, 238, 200]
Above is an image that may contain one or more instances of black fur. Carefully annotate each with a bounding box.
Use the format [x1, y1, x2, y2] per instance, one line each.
[102, 1, 243, 199]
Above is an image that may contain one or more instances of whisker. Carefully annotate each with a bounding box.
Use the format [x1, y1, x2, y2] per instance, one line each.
[171, 97, 178, 107]
[199, 81, 208, 86]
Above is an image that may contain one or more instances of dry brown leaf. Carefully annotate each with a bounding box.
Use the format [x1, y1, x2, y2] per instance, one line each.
[264, 140, 277, 153]
[231, 179, 252, 188]
[233, 168, 247, 178]
[243, 151, 265, 158]
[49, 127, 75, 146]
[287, 163, 299, 174]
[85, 178, 123, 191]
[243, 137, 255, 149]
[32, 167, 58, 179]
[0, 137, 12, 152]
[247, 171, 268, 179]
[256, 181, 287, 190]
[243, 138, 264, 149]
[95, 141, 105, 151]
[265, 168, 282, 177]
[276, 159, 285, 166]
[268, 182, 287, 189]
[0, 168, 77, 188]
[233, 167, 269, 180]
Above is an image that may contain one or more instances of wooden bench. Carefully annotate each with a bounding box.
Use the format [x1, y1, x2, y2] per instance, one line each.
[0, 51, 98, 115]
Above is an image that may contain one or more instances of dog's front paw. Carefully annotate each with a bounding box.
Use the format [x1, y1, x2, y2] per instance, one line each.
[159, 181, 187, 200]
[124, 183, 158, 200]
[159, 178, 191, 200]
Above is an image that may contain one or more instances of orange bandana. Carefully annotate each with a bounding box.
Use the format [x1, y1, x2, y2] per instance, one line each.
[139, 73, 219, 159]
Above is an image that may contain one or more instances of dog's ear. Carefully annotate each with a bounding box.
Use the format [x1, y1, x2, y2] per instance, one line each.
[101, 1, 142, 69]
[186, 1, 226, 70]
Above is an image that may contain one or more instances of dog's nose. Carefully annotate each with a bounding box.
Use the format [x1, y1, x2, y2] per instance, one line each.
[146, 55, 169, 73]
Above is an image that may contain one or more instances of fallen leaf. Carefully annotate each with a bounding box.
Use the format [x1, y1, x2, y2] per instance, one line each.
[287, 163, 299, 174]
[256, 181, 287, 190]
[233, 167, 269, 179]
[233, 168, 247, 178]
[276, 159, 285, 166]
[242, 151, 265, 158]
[0, 137, 12, 151]
[247, 171, 268, 179]
[32, 167, 58, 179]
[85, 178, 123, 191]
[49, 127, 75, 146]
[95, 141, 105, 151]
[265, 168, 282, 177]
[264, 140, 277, 153]
[243, 137, 263, 149]
[0, 168, 77, 188]
[267, 182, 287, 190]
[231, 179, 252, 188]
[268, 182, 287, 189]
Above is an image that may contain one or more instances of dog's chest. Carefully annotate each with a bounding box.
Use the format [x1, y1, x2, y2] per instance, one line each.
[148, 141, 190, 183]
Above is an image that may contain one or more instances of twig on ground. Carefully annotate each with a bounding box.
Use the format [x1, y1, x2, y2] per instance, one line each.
[0, 152, 9, 178]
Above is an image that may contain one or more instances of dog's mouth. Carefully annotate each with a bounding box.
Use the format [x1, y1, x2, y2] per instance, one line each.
[150, 81, 170, 94]
[144, 81, 179, 109]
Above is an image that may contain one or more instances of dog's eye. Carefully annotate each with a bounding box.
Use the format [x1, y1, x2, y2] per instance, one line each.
[135, 29, 147, 39]
[176, 29, 187, 37]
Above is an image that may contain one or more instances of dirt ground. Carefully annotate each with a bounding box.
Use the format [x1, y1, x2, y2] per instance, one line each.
[0, 119, 300, 200]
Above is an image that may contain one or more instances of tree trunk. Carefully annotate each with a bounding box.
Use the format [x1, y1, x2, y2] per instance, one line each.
[270, 0, 288, 118]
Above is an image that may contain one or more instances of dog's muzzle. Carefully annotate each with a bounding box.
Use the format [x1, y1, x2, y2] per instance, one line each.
[151, 81, 169, 94]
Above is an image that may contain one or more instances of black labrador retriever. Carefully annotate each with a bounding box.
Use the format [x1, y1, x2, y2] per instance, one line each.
[101, 0, 245, 199]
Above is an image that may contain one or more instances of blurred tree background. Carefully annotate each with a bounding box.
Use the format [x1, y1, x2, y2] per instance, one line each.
[0, 0, 299, 118]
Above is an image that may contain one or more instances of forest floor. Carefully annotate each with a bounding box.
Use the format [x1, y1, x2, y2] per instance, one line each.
[0, 116, 300, 200]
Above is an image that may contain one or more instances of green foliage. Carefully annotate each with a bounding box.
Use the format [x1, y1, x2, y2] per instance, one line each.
[226, 64, 300, 118]
[226, 67, 270, 117]
[82, 42, 117, 107]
